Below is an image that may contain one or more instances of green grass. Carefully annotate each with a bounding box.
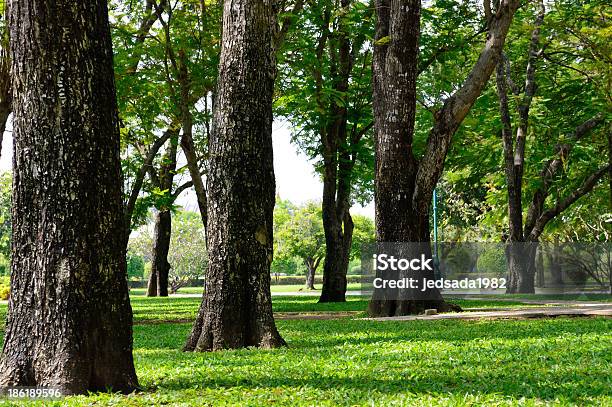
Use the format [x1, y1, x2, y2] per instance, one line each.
[129, 282, 363, 296]
[1, 296, 611, 405]
[128, 296, 546, 324]
[0, 295, 587, 327]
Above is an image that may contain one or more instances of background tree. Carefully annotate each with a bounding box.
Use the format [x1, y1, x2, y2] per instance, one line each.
[276, 0, 375, 302]
[168, 211, 207, 293]
[112, 0, 221, 295]
[275, 201, 326, 289]
[184, 0, 285, 351]
[0, 0, 138, 393]
[494, 0, 609, 293]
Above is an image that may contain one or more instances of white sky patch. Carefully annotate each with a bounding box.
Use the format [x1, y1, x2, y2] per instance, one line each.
[1, 118, 374, 219]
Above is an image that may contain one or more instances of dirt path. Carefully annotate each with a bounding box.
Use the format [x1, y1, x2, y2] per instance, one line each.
[367, 304, 612, 322]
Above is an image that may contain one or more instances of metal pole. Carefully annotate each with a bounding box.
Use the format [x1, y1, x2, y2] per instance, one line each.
[433, 189, 439, 277]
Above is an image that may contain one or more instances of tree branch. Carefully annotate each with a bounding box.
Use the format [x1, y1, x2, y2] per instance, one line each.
[274, 0, 305, 52]
[528, 165, 610, 241]
[124, 123, 179, 236]
[413, 0, 521, 210]
[524, 113, 605, 236]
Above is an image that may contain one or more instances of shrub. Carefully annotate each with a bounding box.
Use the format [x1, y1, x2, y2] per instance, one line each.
[127, 253, 145, 280]
[477, 247, 507, 276]
[0, 276, 9, 300]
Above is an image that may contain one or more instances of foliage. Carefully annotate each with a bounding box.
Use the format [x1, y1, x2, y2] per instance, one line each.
[274, 200, 325, 268]
[273, 200, 375, 279]
[0, 171, 11, 268]
[128, 210, 207, 292]
[351, 214, 375, 260]
[111, 0, 221, 229]
[0, 275, 8, 300]
[275, 0, 375, 206]
[168, 211, 207, 293]
[441, 0, 611, 242]
[477, 246, 508, 275]
[127, 252, 145, 280]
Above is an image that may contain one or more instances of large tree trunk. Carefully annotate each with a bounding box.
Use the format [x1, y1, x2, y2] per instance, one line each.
[147, 210, 172, 297]
[184, 0, 285, 351]
[304, 258, 318, 290]
[319, 206, 353, 302]
[0, 0, 138, 394]
[369, 0, 450, 316]
[505, 243, 537, 294]
[369, 0, 518, 316]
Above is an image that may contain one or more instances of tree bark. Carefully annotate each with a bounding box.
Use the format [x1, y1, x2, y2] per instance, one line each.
[183, 0, 285, 351]
[505, 243, 537, 294]
[147, 210, 172, 297]
[0, 0, 138, 394]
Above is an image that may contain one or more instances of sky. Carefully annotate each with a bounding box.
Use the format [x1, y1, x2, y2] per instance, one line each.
[0, 118, 375, 219]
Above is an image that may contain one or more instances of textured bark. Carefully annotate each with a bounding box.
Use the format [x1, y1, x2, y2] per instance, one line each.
[147, 211, 172, 297]
[0, 0, 138, 394]
[184, 0, 285, 351]
[506, 243, 537, 294]
[370, 0, 519, 316]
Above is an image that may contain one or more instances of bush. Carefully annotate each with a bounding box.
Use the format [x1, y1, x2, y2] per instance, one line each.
[477, 247, 507, 276]
[127, 253, 145, 280]
[0, 275, 9, 300]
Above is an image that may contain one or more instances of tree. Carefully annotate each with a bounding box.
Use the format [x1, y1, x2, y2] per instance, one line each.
[145, 139, 179, 298]
[168, 211, 207, 294]
[0, 0, 138, 394]
[350, 214, 375, 260]
[276, 0, 374, 302]
[184, 0, 285, 351]
[127, 252, 145, 280]
[112, 0, 221, 296]
[494, 0, 609, 293]
[369, 0, 520, 316]
[275, 201, 326, 289]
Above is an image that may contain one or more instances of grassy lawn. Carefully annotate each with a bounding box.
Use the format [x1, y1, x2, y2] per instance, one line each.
[0, 297, 611, 405]
[129, 282, 363, 296]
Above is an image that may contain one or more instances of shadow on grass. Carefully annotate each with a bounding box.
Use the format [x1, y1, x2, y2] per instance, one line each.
[132, 318, 611, 404]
